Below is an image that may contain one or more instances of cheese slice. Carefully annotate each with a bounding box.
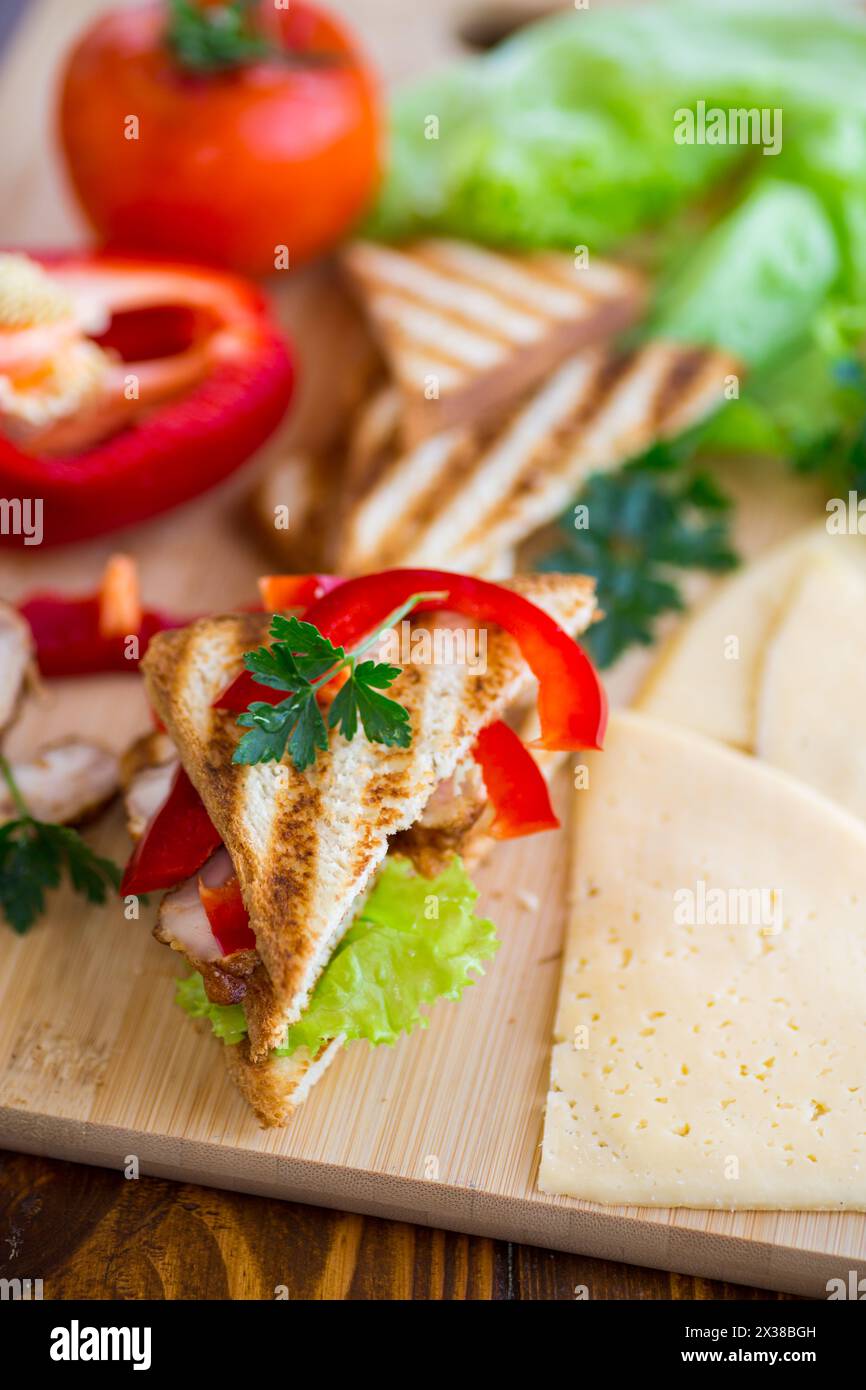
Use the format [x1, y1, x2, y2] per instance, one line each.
[637, 524, 866, 749]
[757, 555, 866, 823]
[539, 711, 866, 1209]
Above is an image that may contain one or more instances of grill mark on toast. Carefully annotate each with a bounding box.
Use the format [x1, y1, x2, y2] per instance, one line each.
[362, 433, 482, 567]
[650, 345, 710, 428]
[356, 277, 521, 362]
[408, 241, 597, 320]
[450, 351, 634, 553]
[342, 242, 646, 429]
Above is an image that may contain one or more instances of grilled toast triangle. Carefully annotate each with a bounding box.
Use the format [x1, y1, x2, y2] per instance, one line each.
[342, 239, 645, 445]
[337, 340, 738, 577]
[141, 574, 597, 1062]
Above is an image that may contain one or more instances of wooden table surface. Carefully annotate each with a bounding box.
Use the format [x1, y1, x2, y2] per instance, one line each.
[0, 0, 802, 1302]
[2, 1148, 799, 1300]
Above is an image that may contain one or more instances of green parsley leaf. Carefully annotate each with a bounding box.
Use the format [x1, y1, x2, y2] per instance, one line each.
[235, 692, 325, 770]
[233, 593, 443, 770]
[329, 661, 411, 749]
[241, 643, 306, 692]
[286, 696, 330, 772]
[269, 614, 344, 676]
[0, 814, 121, 936]
[541, 440, 738, 667]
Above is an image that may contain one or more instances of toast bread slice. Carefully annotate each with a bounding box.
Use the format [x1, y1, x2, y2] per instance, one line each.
[338, 341, 737, 576]
[342, 239, 645, 445]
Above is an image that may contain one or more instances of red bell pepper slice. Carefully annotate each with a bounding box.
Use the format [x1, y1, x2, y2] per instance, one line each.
[472, 720, 559, 840]
[120, 765, 222, 896]
[257, 574, 343, 611]
[198, 876, 255, 956]
[218, 568, 606, 751]
[0, 252, 293, 547]
[19, 551, 190, 676]
[19, 590, 185, 677]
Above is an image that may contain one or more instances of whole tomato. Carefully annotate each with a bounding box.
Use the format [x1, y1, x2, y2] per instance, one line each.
[58, 1, 381, 275]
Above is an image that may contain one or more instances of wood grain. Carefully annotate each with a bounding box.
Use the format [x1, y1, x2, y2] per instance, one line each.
[0, 1149, 799, 1300]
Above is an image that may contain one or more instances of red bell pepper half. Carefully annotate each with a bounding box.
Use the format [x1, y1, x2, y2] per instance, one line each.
[120, 765, 223, 896]
[0, 252, 293, 546]
[472, 720, 560, 840]
[218, 568, 607, 752]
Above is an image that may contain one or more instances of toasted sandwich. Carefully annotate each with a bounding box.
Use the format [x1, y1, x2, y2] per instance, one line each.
[341, 239, 646, 446]
[121, 572, 599, 1125]
[337, 340, 738, 576]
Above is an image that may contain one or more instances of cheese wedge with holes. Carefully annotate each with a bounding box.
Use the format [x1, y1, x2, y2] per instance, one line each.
[757, 555, 866, 822]
[637, 524, 866, 749]
[539, 712, 866, 1209]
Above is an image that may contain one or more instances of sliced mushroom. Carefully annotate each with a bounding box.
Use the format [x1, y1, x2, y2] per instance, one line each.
[0, 600, 33, 733]
[0, 739, 119, 825]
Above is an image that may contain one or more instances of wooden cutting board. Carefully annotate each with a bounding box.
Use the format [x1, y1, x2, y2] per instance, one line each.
[1, 0, 864, 1300]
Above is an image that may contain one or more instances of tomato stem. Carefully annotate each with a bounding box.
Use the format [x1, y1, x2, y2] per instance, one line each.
[166, 0, 274, 74]
[165, 0, 348, 74]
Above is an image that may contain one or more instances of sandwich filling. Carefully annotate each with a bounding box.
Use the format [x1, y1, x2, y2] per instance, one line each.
[176, 855, 498, 1059]
[123, 742, 500, 1051]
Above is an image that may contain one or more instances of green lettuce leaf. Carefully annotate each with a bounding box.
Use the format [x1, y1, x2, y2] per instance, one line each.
[371, 0, 866, 256]
[651, 180, 839, 368]
[175, 857, 498, 1057]
[369, 1, 866, 376]
[175, 973, 248, 1045]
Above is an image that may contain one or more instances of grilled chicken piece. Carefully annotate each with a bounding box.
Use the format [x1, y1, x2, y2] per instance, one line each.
[0, 601, 33, 732]
[120, 730, 178, 840]
[0, 739, 119, 824]
[154, 849, 259, 1006]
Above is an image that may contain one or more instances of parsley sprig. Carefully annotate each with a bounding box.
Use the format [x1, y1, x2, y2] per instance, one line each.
[0, 756, 121, 935]
[541, 439, 737, 667]
[234, 591, 445, 771]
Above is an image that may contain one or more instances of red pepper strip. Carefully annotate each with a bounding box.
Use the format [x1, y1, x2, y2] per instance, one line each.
[198, 876, 255, 955]
[121, 766, 222, 896]
[472, 720, 559, 840]
[0, 252, 293, 547]
[257, 573, 343, 611]
[19, 591, 185, 677]
[218, 569, 607, 751]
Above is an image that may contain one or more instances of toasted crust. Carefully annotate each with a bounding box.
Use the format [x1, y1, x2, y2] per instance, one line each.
[141, 575, 596, 1062]
[223, 1036, 344, 1127]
